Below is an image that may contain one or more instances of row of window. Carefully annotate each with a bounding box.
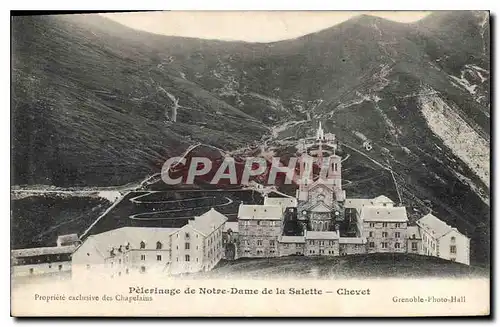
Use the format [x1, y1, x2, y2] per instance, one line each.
[140, 241, 165, 250]
[310, 220, 332, 231]
[368, 242, 402, 249]
[28, 264, 63, 274]
[308, 249, 336, 255]
[254, 249, 276, 255]
[368, 231, 402, 238]
[138, 230, 222, 250]
[308, 249, 335, 255]
[368, 222, 404, 228]
[138, 254, 198, 262]
[308, 240, 336, 246]
[240, 221, 279, 227]
[419, 242, 456, 255]
[283, 243, 303, 248]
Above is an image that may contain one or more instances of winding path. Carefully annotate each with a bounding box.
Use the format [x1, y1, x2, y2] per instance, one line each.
[129, 196, 234, 221]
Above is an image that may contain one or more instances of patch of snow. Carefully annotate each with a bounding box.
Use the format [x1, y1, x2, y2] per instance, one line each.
[98, 191, 121, 203]
[373, 22, 383, 37]
[418, 91, 490, 188]
[402, 147, 411, 155]
[271, 120, 308, 138]
[374, 102, 399, 139]
[449, 75, 477, 95]
[248, 92, 287, 112]
[465, 64, 489, 74]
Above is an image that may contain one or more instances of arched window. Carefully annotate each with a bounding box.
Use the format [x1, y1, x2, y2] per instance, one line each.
[451, 236, 456, 243]
[140, 241, 146, 249]
[156, 241, 163, 250]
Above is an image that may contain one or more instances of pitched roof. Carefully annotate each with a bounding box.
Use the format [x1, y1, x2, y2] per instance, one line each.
[344, 198, 373, 211]
[308, 180, 334, 191]
[76, 209, 228, 258]
[264, 196, 298, 209]
[302, 200, 333, 213]
[11, 245, 77, 258]
[189, 208, 228, 235]
[407, 226, 422, 239]
[57, 234, 79, 244]
[339, 237, 367, 244]
[345, 195, 394, 212]
[372, 195, 395, 205]
[238, 204, 282, 220]
[417, 214, 462, 238]
[279, 235, 306, 243]
[223, 221, 239, 233]
[360, 206, 408, 222]
[305, 231, 339, 240]
[84, 227, 179, 256]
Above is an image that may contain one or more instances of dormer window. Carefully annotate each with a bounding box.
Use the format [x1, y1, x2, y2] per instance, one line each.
[140, 241, 146, 249]
[156, 241, 163, 250]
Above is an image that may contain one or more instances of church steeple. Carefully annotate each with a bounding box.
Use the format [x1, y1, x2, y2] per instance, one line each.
[316, 122, 325, 141]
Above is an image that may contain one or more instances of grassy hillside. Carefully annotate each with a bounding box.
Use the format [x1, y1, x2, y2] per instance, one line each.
[200, 254, 489, 279]
[11, 194, 110, 249]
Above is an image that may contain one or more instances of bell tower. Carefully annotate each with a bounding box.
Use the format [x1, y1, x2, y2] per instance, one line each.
[296, 122, 346, 232]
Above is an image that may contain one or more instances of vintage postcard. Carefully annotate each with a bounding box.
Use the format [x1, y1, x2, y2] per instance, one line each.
[11, 10, 490, 317]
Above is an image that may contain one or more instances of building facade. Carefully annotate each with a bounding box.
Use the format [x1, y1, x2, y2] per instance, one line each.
[72, 208, 228, 280]
[361, 206, 408, 254]
[11, 245, 75, 278]
[305, 231, 340, 256]
[406, 226, 423, 255]
[233, 124, 470, 265]
[278, 236, 306, 256]
[417, 214, 470, 265]
[237, 204, 283, 257]
[223, 221, 239, 260]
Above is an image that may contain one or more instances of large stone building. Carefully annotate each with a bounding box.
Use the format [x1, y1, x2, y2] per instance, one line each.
[361, 206, 408, 253]
[406, 225, 423, 255]
[237, 204, 283, 258]
[72, 208, 228, 279]
[417, 213, 470, 265]
[304, 231, 340, 256]
[11, 245, 76, 278]
[233, 123, 471, 266]
[11, 233, 80, 278]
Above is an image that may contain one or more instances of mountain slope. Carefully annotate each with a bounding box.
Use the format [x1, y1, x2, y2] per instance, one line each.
[12, 15, 270, 186]
[12, 12, 490, 264]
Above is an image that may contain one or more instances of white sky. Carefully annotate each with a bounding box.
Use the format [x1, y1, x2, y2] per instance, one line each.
[101, 11, 431, 42]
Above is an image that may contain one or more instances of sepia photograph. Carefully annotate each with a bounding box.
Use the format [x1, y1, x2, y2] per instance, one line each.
[10, 9, 491, 317]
